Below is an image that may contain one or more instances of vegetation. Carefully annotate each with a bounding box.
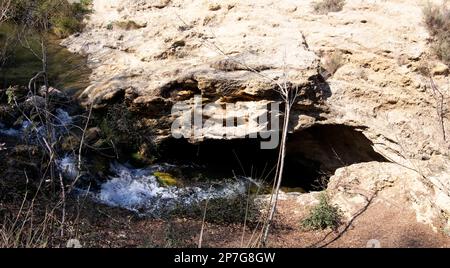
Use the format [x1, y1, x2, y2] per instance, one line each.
[0, 0, 94, 248]
[301, 192, 342, 230]
[172, 194, 260, 225]
[313, 0, 345, 14]
[7, 0, 91, 37]
[1, 0, 92, 88]
[0, 0, 12, 23]
[99, 102, 141, 149]
[423, 3, 450, 64]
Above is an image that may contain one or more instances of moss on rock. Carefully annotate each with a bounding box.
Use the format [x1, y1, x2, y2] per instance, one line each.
[154, 172, 179, 187]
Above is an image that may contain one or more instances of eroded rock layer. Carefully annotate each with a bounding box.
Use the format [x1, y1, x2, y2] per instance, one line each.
[63, 0, 450, 230]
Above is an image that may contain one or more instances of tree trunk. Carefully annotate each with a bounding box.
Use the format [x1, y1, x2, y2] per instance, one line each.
[261, 102, 290, 246]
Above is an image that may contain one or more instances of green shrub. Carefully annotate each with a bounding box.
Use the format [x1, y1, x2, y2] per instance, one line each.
[423, 3, 450, 65]
[52, 16, 81, 38]
[313, 0, 345, 14]
[6, 87, 15, 106]
[8, 0, 91, 37]
[99, 103, 140, 147]
[301, 192, 342, 230]
[72, 0, 92, 15]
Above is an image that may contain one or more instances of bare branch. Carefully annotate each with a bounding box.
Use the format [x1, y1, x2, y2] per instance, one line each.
[429, 75, 447, 142]
[0, 0, 11, 23]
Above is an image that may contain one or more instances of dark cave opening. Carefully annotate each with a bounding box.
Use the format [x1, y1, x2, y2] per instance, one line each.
[282, 124, 388, 191]
[158, 124, 388, 192]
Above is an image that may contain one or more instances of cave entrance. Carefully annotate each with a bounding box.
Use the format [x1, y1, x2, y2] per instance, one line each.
[158, 124, 388, 192]
[283, 124, 388, 191]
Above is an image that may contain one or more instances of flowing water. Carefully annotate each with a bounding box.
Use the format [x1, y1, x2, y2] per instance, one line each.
[95, 163, 252, 216]
[58, 155, 257, 216]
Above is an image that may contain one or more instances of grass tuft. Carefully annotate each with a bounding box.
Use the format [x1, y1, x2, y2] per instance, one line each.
[313, 0, 345, 14]
[423, 3, 450, 64]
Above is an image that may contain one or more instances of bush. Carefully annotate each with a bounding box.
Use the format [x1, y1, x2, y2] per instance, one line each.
[301, 192, 342, 230]
[423, 3, 450, 35]
[8, 0, 91, 37]
[435, 34, 450, 64]
[313, 0, 345, 14]
[99, 102, 140, 147]
[423, 3, 450, 64]
[72, 0, 92, 15]
[52, 16, 81, 38]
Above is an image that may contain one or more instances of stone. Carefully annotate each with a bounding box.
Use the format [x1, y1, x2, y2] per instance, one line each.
[24, 96, 46, 110]
[85, 127, 101, 143]
[431, 62, 449, 76]
[38, 86, 65, 99]
[152, 0, 171, 9]
[208, 3, 221, 11]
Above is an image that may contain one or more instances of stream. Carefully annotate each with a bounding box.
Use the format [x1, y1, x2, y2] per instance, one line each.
[0, 103, 258, 216]
[60, 156, 256, 216]
[0, 23, 91, 94]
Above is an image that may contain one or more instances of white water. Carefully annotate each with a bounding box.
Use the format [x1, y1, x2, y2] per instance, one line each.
[0, 108, 72, 140]
[97, 163, 249, 215]
[0, 121, 30, 137]
[54, 108, 73, 127]
[56, 155, 79, 180]
[54, 156, 252, 216]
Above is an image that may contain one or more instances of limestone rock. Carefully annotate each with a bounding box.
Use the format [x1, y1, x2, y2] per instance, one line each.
[289, 157, 450, 232]
[432, 62, 449, 76]
[62, 0, 319, 109]
[208, 3, 221, 11]
[62, 0, 450, 229]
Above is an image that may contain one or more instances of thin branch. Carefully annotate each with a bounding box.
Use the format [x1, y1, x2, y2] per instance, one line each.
[429, 75, 447, 142]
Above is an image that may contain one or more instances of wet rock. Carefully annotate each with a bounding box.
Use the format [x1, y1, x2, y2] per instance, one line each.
[24, 96, 46, 110]
[154, 171, 179, 187]
[38, 86, 66, 99]
[61, 135, 80, 152]
[85, 127, 101, 144]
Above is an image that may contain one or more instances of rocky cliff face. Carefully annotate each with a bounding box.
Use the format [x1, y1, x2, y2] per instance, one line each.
[63, 0, 450, 230]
